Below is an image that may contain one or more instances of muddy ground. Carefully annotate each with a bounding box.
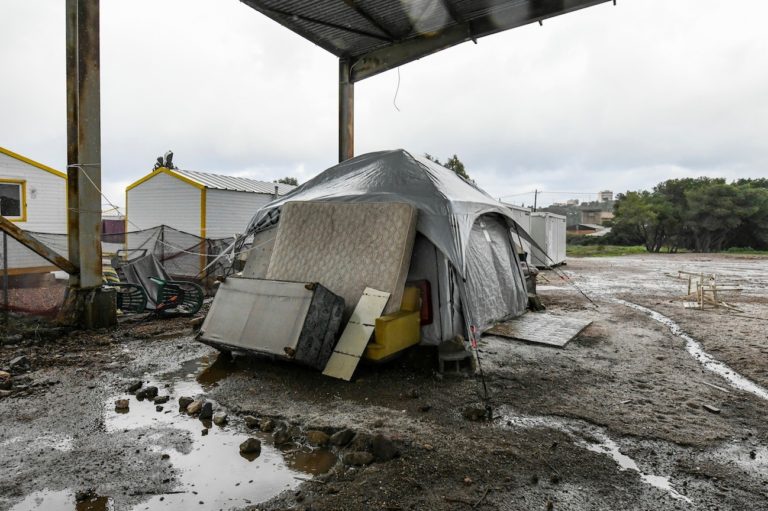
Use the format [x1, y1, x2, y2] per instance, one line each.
[1, 253, 767, 511]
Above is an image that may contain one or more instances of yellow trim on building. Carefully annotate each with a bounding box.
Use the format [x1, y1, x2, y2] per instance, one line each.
[0, 147, 66, 179]
[125, 167, 206, 192]
[0, 178, 28, 223]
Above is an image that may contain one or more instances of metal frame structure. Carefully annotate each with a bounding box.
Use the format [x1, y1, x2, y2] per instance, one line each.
[241, 0, 612, 161]
[4, 0, 610, 328]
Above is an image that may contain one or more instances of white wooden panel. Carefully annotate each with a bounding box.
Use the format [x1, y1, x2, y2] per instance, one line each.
[0, 152, 67, 271]
[0, 152, 66, 234]
[127, 172, 201, 235]
[205, 189, 272, 239]
[323, 287, 390, 381]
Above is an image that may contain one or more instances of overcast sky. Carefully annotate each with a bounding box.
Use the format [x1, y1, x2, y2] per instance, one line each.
[1, 0, 767, 209]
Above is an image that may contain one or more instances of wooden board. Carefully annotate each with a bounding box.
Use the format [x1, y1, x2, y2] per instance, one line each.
[323, 287, 390, 381]
[486, 313, 591, 348]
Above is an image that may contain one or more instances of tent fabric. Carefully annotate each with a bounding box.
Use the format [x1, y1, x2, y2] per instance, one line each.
[119, 253, 169, 309]
[245, 149, 528, 276]
[243, 149, 530, 338]
[464, 215, 528, 331]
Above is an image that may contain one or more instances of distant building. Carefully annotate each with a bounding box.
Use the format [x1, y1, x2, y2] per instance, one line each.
[580, 207, 614, 226]
[0, 146, 67, 274]
[599, 190, 613, 202]
[126, 167, 296, 239]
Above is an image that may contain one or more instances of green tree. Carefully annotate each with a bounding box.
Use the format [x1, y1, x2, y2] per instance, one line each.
[611, 191, 667, 252]
[424, 153, 470, 180]
[275, 177, 299, 186]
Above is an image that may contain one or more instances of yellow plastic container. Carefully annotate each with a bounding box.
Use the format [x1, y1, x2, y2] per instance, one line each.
[364, 310, 421, 362]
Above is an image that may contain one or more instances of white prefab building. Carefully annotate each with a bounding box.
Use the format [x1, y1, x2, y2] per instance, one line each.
[530, 212, 567, 268]
[504, 203, 532, 264]
[126, 167, 296, 239]
[0, 147, 68, 274]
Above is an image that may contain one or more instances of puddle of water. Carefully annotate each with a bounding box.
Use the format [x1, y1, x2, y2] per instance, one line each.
[10, 490, 114, 511]
[500, 408, 692, 503]
[616, 299, 768, 401]
[105, 355, 335, 511]
[580, 435, 692, 503]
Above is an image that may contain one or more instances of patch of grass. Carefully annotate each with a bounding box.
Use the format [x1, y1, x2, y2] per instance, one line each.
[566, 245, 649, 257]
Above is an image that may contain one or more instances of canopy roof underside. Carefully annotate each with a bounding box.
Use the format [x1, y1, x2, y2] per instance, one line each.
[242, 0, 611, 80]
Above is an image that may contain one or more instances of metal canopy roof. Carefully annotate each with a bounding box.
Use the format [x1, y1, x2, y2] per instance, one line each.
[242, 0, 611, 81]
[176, 169, 297, 195]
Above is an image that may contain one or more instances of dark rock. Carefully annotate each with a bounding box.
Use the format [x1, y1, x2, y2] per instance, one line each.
[244, 415, 260, 428]
[260, 418, 275, 433]
[114, 399, 129, 411]
[144, 386, 159, 399]
[126, 381, 143, 393]
[178, 396, 194, 409]
[372, 419, 384, 428]
[156, 405, 164, 412]
[330, 429, 355, 447]
[343, 451, 374, 466]
[9, 356, 29, 372]
[202, 428, 209, 436]
[161, 453, 170, 460]
[306, 430, 330, 447]
[462, 406, 486, 422]
[349, 432, 372, 452]
[419, 404, 432, 412]
[75, 489, 96, 502]
[239, 438, 262, 454]
[199, 402, 214, 421]
[372, 434, 398, 461]
[153, 395, 170, 404]
[273, 428, 292, 446]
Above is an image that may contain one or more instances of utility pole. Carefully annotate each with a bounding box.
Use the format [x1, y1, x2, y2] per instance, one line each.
[60, 0, 116, 328]
[533, 189, 538, 212]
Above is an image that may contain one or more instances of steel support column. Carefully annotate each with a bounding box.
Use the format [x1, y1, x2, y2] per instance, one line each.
[63, 0, 116, 328]
[338, 58, 354, 162]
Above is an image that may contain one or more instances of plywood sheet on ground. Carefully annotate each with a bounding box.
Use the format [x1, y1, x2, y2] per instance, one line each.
[266, 201, 417, 319]
[486, 313, 591, 347]
[323, 287, 390, 381]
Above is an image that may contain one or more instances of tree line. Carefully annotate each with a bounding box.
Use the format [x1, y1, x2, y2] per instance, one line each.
[609, 178, 768, 252]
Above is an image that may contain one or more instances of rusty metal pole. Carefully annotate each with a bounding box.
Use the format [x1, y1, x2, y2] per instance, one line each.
[339, 58, 354, 162]
[63, 0, 116, 328]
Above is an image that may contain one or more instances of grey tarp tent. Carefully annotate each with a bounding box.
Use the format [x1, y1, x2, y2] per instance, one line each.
[242, 149, 531, 345]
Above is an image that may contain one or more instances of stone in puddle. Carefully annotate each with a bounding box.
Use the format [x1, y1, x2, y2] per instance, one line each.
[156, 405, 164, 412]
[260, 418, 275, 433]
[306, 430, 330, 447]
[372, 434, 398, 461]
[186, 400, 203, 415]
[153, 395, 170, 404]
[202, 428, 209, 436]
[239, 438, 262, 455]
[243, 415, 260, 428]
[126, 381, 143, 393]
[343, 451, 374, 466]
[273, 428, 292, 446]
[199, 402, 214, 421]
[178, 396, 194, 409]
[136, 386, 158, 401]
[330, 429, 355, 447]
[213, 413, 228, 426]
[114, 399, 129, 411]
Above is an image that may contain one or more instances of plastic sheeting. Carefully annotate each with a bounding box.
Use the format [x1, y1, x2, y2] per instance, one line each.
[464, 215, 528, 331]
[243, 149, 532, 336]
[246, 149, 530, 277]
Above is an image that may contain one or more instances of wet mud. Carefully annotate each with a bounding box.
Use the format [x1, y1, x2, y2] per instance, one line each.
[2, 253, 768, 510]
